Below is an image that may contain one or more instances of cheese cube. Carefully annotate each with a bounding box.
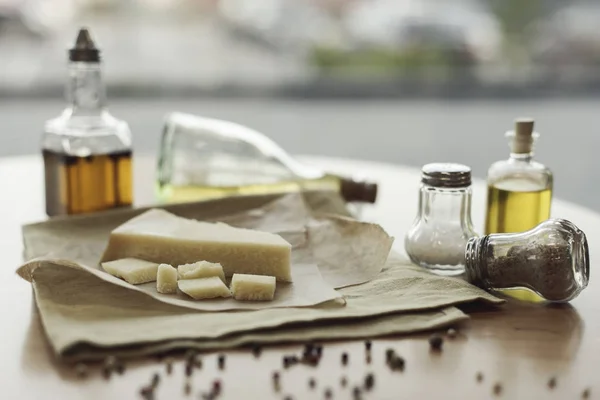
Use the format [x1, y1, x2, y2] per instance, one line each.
[101, 209, 292, 282]
[101, 258, 159, 284]
[230, 274, 276, 301]
[157, 263, 178, 294]
[178, 261, 225, 282]
[178, 277, 232, 300]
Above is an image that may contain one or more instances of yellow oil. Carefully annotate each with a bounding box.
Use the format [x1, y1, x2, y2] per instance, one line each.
[156, 174, 342, 204]
[484, 178, 552, 302]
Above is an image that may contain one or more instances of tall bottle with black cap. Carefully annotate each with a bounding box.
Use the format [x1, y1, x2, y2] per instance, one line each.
[42, 28, 133, 216]
[484, 118, 553, 235]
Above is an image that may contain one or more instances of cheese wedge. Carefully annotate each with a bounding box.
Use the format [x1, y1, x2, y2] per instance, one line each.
[178, 277, 232, 300]
[230, 273, 276, 301]
[101, 209, 292, 281]
[157, 263, 178, 294]
[101, 258, 159, 284]
[178, 261, 225, 282]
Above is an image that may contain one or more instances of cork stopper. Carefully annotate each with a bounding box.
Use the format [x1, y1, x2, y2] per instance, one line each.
[507, 117, 538, 154]
[69, 27, 100, 62]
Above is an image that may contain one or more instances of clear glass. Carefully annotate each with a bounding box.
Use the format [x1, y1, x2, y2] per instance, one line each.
[404, 183, 478, 276]
[484, 132, 553, 235]
[465, 219, 590, 302]
[155, 112, 376, 218]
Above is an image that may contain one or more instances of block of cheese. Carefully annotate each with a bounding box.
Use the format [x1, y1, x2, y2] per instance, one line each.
[101, 209, 292, 281]
[157, 263, 178, 294]
[101, 258, 159, 284]
[178, 261, 225, 282]
[230, 274, 276, 301]
[178, 277, 232, 300]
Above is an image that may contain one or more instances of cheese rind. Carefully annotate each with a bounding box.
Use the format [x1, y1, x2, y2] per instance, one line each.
[230, 274, 276, 301]
[100, 209, 292, 281]
[157, 263, 178, 294]
[101, 258, 159, 284]
[178, 277, 232, 300]
[178, 261, 225, 282]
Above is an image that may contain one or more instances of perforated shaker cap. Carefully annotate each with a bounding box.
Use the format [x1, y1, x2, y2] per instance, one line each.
[421, 163, 472, 188]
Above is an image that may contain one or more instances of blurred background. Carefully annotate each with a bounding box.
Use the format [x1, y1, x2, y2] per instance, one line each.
[0, 0, 599, 210]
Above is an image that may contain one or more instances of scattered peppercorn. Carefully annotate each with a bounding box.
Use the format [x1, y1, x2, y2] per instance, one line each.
[365, 354, 372, 364]
[309, 378, 316, 389]
[447, 328, 458, 338]
[165, 358, 173, 375]
[74, 363, 88, 378]
[185, 363, 193, 377]
[325, 388, 332, 399]
[272, 371, 280, 382]
[385, 348, 395, 363]
[548, 377, 557, 389]
[115, 360, 125, 375]
[151, 372, 160, 389]
[341, 352, 349, 366]
[389, 355, 405, 371]
[340, 376, 347, 387]
[217, 354, 226, 370]
[364, 373, 375, 390]
[101, 365, 112, 380]
[184, 381, 191, 396]
[139, 385, 154, 400]
[582, 388, 591, 399]
[353, 386, 362, 400]
[493, 383, 502, 396]
[428, 334, 444, 351]
[365, 341, 372, 351]
[476, 372, 484, 383]
[212, 379, 222, 395]
[315, 345, 323, 357]
[252, 345, 262, 358]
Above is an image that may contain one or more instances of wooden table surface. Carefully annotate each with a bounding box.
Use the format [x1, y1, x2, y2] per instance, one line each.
[1, 154, 598, 400]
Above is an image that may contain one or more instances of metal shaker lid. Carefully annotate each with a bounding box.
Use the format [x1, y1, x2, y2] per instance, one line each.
[69, 28, 100, 62]
[421, 163, 472, 188]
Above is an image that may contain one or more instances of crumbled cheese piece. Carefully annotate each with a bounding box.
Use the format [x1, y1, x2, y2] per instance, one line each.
[178, 277, 232, 300]
[101, 258, 159, 284]
[230, 274, 276, 301]
[101, 209, 292, 281]
[178, 261, 225, 282]
[156, 263, 178, 294]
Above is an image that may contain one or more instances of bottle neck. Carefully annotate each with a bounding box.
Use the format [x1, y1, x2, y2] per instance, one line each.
[66, 61, 106, 115]
[418, 185, 474, 225]
[509, 152, 533, 163]
[464, 235, 488, 286]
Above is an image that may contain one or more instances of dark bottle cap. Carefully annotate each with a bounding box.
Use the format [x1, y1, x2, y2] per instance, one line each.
[69, 28, 100, 62]
[421, 163, 471, 188]
[339, 178, 378, 204]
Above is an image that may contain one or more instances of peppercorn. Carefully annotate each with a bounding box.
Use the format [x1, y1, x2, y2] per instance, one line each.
[365, 354, 372, 364]
[493, 383, 502, 395]
[476, 372, 484, 383]
[114, 360, 125, 375]
[272, 371, 280, 382]
[364, 373, 374, 390]
[341, 352, 349, 366]
[212, 379, 222, 395]
[352, 386, 362, 400]
[582, 388, 591, 399]
[217, 354, 225, 370]
[184, 381, 191, 396]
[428, 334, 444, 351]
[309, 378, 316, 389]
[548, 377, 557, 389]
[139, 385, 154, 400]
[75, 363, 88, 378]
[252, 345, 262, 358]
[315, 345, 323, 357]
[447, 328, 458, 338]
[185, 363, 193, 377]
[340, 376, 347, 387]
[101, 364, 112, 380]
[364, 341, 372, 351]
[325, 388, 332, 399]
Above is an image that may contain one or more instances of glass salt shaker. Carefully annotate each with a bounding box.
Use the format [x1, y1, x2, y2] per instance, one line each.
[405, 163, 478, 276]
[465, 218, 590, 302]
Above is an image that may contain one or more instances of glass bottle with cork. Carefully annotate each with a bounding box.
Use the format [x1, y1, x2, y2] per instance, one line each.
[42, 28, 133, 216]
[484, 118, 553, 301]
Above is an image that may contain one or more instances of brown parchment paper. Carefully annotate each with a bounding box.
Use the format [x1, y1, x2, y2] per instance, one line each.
[18, 194, 394, 311]
[17, 191, 503, 360]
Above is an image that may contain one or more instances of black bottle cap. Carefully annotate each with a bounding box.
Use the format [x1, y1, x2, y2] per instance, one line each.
[69, 28, 100, 62]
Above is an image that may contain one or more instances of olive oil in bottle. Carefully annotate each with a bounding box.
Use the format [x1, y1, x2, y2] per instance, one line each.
[42, 28, 133, 216]
[484, 118, 553, 302]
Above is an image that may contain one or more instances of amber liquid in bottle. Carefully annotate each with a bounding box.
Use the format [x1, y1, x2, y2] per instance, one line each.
[44, 149, 133, 216]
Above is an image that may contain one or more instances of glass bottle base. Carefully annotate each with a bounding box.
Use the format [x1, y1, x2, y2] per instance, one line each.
[414, 261, 465, 277]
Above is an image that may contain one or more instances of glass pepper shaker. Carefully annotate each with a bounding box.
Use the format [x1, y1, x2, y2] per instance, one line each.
[465, 218, 590, 302]
[405, 163, 478, 276]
